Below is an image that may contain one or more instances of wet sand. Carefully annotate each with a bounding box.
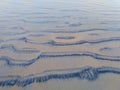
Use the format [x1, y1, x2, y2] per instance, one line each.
[0, 0, 120, 90]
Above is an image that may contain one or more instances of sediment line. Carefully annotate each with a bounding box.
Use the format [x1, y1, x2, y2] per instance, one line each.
[0, 66, 120, 87]
[46, 37, 120, 46]
[0, 52, 120, 67]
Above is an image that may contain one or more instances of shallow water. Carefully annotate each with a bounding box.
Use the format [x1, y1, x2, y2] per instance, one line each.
[0, 0, 120, 90]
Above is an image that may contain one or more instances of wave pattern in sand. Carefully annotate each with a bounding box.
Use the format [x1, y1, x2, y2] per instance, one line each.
[0, 0, 120, 88]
